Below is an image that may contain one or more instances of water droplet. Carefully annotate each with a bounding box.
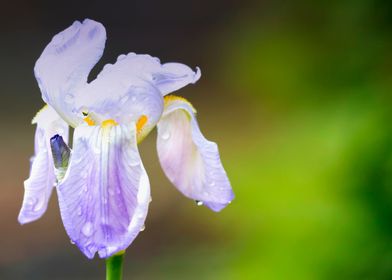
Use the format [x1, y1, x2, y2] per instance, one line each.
[149, 196, 152, 203]
[82, 222, 93, 237]
[228, 201, 232, 204]
[117, 54, 126, 61]
[128, 152, 140, 166]
[70, 240, 75, 245]
[103, 64, 112, 71]
[140, 225, 145, 232]
[83, 185, 88, 193]
[28, 197, 37, 206]
[119, 95, 129, 105]
[65, 93, 74, 104]
[81, 170, 88, 179]
[93, 146, 101, 154]
[31, 197, 44, 212]
[195, 200, 204, 206]
[161, 132, 170, 140]
[77, 206, 82, 216]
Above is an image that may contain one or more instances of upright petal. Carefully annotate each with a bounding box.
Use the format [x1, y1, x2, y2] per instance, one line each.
[34, 19, 106, 127]
[76, 77, 163, 141]
[75, 53, 200, 106]
[57, 123, 150, 259]
[156, 96, 234, 212]
[18, 106, 69, 224]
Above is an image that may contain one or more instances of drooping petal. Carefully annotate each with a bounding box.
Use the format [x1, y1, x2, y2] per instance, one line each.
[34, 19, 106, 127]
[18, 106, 69, 224]
[156, 96, 234, 212]
[57, 123, 150, 259]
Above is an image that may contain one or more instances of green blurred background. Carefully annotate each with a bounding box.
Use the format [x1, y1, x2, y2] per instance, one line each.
[1, 0, 392, 279]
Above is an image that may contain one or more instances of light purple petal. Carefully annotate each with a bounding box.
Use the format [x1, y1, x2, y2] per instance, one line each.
[76, 76, 163, 139]
[18, 106, 69, 224]
[156, 97, 234, 212]
[75, 54, 200, 110]
[57, 123, 150, 259]
[34, 19, 106, 127]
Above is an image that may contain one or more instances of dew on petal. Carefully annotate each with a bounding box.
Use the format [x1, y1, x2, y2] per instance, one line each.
[81, 170, 88, 179]
[161, 132, 170, 140]
[140, 224, 145, 232]
[128, 152, 140, 166]
[119, 95, 129, 105]
[64, 93, 74, 104]
[93, 146, 101, 154]
[195, 200, 204, 206]
[33, 197, 45, 212]
[77, 206, 82, 216]
[117, 54, 126, 61]
[28, 197, 37, 206]
[82, 222, 93, 237]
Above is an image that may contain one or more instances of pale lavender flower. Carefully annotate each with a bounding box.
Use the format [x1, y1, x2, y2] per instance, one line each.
[18, 19, 234, 259]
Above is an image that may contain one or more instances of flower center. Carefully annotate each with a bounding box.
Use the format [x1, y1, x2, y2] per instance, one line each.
[84, 113, 148, 136]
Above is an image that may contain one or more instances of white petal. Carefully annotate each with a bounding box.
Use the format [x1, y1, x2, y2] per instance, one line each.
[156, 96, 234, 211]
[18, 106, 69, 224]
[34, 19, 106, 127]
[57, 123, 150, 258]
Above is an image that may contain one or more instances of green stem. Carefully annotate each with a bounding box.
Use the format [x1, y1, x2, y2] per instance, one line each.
[106, 250, 125, 280]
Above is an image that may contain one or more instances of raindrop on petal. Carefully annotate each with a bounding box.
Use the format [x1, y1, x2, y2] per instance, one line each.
[161, 132, 170, 140]
[195, 200, 204, 206]
[65, 94, 74, 104]
[28, 197, 37, 206]
[82, 222, 93, 237]
[117, 54, 126, 61]
[77, 206, 82, 216]
[119, 95, 129, 105]
[140, 225, 145, 232]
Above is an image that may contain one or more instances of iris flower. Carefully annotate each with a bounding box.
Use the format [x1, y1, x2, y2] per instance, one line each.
[18, 19, 234, 259]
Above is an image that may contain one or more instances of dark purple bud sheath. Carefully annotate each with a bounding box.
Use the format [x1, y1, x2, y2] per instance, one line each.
[50, 134, 71, 169]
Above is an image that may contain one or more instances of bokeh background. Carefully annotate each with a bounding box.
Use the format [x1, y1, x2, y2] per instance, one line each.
[1, 0, 392, 279]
